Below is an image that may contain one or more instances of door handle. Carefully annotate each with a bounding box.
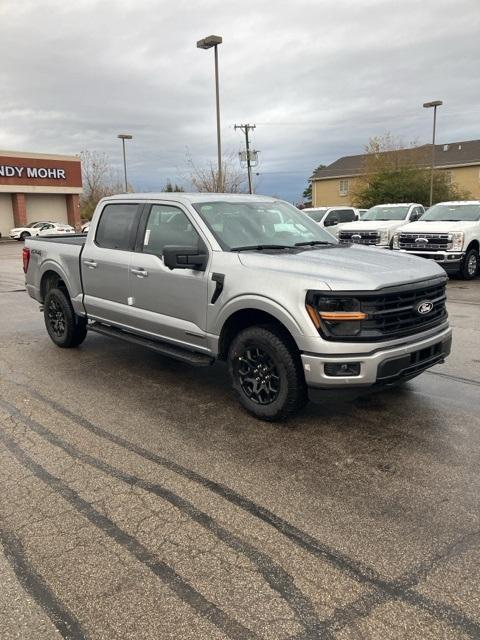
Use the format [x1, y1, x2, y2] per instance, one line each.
[83, 260, 97, 269]
[131, 267, 149, 277]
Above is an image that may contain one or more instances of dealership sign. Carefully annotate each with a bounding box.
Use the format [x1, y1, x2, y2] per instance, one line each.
[0, 165, 66, 179]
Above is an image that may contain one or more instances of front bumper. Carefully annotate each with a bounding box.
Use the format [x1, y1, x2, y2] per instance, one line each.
[397, 249, 464, 272]
[302, 326, 452, 396]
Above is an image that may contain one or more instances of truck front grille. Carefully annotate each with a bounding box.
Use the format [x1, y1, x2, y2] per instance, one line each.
[320, 280, 448, 342]
[398, 233, 449, 251]
[338, 230, 380, 245]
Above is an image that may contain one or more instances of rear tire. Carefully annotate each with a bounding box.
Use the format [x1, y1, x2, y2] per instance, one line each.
[44, 287, 87, 348]
[459, 248, 479, 280]
[228, 325, 307, 421]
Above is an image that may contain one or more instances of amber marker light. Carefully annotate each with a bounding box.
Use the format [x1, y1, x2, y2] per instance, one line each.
[318, 311, 367, 321]
[305, 304, 321, 328]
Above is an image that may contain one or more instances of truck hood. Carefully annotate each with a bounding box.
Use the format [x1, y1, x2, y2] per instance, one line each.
[339, 220, 407, 232]
[398, 220, 479, 233]
[237, 245, 445, 291]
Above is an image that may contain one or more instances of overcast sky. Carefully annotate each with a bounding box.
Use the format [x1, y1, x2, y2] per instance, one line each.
[1, 0, 479, 201]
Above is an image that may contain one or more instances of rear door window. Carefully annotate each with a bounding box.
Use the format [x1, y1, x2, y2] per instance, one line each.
[95, 203, 140, 250]
[337, 209, 357, 222]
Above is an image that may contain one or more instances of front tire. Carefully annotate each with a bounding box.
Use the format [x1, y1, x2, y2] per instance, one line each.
[20, 232, 30, 241]
[228, 325, 307, 421]
[44, 287, 87, 348]
[459, 248, 479, 280]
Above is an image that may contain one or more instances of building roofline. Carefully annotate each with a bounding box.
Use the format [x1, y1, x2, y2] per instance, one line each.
[0, 149, 81, 162]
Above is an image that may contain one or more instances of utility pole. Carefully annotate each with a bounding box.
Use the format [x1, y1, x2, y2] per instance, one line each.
[234, 124, 257, 194]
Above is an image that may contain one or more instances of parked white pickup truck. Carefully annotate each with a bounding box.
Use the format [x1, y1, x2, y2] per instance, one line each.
[393, 201, 480, 279]
[338, 203, 424, 248]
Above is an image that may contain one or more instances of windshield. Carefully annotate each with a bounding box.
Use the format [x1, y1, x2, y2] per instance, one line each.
[192, 200, 336, 250]
[419, 203, 480, 222]
[306, 208, 327, 222]
[362, 205, 410, 221]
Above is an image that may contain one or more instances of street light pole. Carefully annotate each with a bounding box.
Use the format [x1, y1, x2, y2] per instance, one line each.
[423, 100, 443, 206]
[117, 134, 133, 192]
[197, 35, 223, 191]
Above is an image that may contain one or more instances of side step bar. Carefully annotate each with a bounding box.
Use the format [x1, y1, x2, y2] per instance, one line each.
[88, 322, 214, 367]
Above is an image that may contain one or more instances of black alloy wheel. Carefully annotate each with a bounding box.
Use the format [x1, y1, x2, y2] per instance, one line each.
[236, 346, 281, 405]
[228, 325, 307, 421]
[47, 296, 67, 338]
[43, 287, 87, 348]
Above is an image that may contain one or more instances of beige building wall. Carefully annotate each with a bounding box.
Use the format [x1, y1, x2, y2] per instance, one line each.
[0, 194, 14, 237]
[312, 177, 359, 207]
[25, 194, 68, 224]
[447, 166, 480, 199]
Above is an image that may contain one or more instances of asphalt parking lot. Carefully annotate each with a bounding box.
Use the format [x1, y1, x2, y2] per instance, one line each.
[0, 241, 479, 640]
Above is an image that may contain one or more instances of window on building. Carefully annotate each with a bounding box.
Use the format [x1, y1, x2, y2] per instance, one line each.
[95, 203, 139, 250]
[339, 179, 349, 196]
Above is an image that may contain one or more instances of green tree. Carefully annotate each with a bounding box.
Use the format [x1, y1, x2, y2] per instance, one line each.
[303, 164, 326, 200]
[352, 167, 469, 208]
[163, 180, 185, 192]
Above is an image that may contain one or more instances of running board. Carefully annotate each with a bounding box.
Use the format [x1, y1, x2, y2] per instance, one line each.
[88, 322, 214, 367]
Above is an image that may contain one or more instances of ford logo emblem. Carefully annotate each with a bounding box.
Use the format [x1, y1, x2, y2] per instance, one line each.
[352, 234, 362, 240]
[415, 237, 428, 244]
[417, 301, 433, 315]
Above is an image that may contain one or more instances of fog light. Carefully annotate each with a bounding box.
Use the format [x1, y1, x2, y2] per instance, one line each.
[324, 362, 361, 377]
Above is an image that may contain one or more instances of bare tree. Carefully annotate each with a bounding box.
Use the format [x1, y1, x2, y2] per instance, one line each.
[80, 150, 125, 220]
[187, 153, 246, 193]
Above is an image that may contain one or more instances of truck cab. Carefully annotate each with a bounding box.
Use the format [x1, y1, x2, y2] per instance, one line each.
[392, 201, 480, 279]
[338, 203, 424, 248]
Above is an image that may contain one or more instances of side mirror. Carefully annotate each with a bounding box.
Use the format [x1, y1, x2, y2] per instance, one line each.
[163, 245, 208, 271]
[324, 218, 338, 227]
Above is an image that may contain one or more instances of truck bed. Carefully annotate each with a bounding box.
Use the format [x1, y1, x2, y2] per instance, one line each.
[29, 234, 87, 246]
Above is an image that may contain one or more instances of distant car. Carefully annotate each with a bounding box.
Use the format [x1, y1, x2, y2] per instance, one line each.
[10, 221, 75, 241]
[305, 206, 359, 237]
[36, 222, 76, 237]
[9, 221, 55, 241]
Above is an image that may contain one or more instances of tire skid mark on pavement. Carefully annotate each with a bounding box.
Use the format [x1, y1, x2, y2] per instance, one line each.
[0, 398, 328, 640]
[2, 380, 480, 637]
[0, 427, 259, 640]
[0, 528, 88, 640]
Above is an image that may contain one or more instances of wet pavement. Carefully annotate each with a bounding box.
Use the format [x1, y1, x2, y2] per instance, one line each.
[0, 241, 479, 639]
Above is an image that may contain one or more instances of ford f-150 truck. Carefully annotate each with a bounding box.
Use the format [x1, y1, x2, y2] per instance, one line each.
[338, 203, 424, 248]
[393, 201, 480, 279]
[23, 193, 452, 420]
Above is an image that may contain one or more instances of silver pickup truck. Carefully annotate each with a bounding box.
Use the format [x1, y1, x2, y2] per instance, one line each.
[24, 193, 452, 420]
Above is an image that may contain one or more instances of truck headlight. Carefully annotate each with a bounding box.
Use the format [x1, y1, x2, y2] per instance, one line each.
[447, 232, 464, 251]
[306, 293, 367, 337]
[378, 229, 390, 245]
[392, 233, 400, 249]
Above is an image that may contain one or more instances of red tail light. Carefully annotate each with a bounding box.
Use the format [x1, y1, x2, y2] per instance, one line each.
[22, 247, 30, 273]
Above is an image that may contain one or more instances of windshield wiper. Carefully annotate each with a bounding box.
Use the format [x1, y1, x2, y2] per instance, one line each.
[294, 240, 335, 247]
[230, 244, 292, 252]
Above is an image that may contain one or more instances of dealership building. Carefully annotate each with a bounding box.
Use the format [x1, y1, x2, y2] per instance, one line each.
[0, 150, 82, 237]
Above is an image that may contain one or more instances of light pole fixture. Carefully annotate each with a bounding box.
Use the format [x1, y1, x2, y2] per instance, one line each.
[197, 34, 223, 191]
[117, 133, 133, 192]
[423, 100, 443, 206]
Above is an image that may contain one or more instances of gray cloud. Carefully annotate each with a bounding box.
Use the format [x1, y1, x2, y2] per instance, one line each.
[1, 0, 479, 201]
